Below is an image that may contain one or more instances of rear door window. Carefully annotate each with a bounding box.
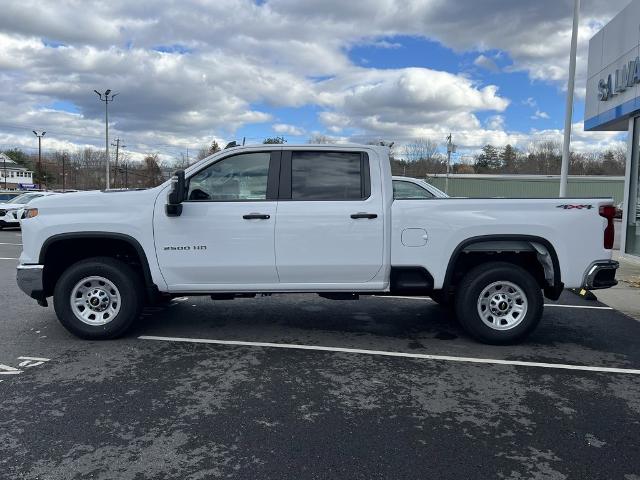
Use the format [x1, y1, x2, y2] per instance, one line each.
[288, 151, 369, 200]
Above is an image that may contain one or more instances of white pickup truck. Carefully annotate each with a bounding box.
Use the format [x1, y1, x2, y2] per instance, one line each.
[16, 144, 618, 344]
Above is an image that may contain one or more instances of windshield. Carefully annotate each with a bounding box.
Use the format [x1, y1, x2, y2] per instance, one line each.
[7, 193, 41, 204]
[7, 194, 32, 204]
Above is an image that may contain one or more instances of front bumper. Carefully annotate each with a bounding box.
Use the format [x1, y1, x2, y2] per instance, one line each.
[0, 219, 20, 227]
[582, 260, 619, 290]
[16, 264, 46, 302]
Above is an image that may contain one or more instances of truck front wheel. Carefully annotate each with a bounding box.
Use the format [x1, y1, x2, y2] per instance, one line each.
[53, 257, 143, 339]
[455, 262, 543, 345]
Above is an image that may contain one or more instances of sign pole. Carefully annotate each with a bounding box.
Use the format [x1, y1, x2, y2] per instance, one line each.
[560, 0, 580, 197]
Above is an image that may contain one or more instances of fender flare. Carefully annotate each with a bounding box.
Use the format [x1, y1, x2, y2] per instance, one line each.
[443, 234, 562, 292]
[39, 232, 156, 293]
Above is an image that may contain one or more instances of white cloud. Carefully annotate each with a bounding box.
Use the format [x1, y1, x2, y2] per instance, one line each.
[318, 67, 509, 139]
[532, 109, 550, 120]
[486, 115, 505, 130]
[0, 0, 632, 161]
[272, 123, 305, 136]
[474, 54, 499, 72]
[522, 97, 549, 120]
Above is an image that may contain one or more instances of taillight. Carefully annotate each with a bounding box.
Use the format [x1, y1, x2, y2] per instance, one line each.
[599, 205, 616, 249]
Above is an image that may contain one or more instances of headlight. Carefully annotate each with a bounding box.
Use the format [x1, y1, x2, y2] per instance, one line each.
[23, 208, 38, 219]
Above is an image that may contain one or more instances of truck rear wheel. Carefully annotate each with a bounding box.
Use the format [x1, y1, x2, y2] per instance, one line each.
[53, 257, 143, 339]
[454, 262, 543, 345]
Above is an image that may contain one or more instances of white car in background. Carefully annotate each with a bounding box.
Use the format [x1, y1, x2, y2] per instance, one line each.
[0, 192, 58, 229]
[392, 176, 448, 199]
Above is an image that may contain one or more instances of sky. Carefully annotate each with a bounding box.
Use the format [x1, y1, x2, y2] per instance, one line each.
[0, 0, 633, 164]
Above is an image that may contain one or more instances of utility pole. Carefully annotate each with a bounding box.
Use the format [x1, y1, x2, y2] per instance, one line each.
[32, 131, 46, 187]
[111, 138, 125, 188]
[61, 152, 67, 191]
[94, 89, 118, 189]
[560, 0, 580, 197]
[445, 133, 456, 195]
[121, 162, 129, 189]
[2, 153, 6, 190]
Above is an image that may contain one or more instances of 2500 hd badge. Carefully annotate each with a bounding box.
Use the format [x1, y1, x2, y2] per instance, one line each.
[163, 245, 207, 251]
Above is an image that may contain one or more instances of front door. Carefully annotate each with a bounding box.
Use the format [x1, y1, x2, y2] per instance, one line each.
[154, 150, 280, 291]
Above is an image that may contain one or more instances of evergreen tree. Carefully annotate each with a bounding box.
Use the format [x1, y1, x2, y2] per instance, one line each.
[500, 144, 518, 173]
[474, 144, 502, 173]
[208, 140, 221, 155]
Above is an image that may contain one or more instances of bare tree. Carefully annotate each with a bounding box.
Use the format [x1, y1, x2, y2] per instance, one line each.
[307, 134, 335, 144]
[403, 138, 439, 163]
[394, 138, 444, 177]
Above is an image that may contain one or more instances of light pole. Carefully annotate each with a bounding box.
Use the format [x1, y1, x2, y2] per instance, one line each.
[32, 130, 46, 187]
[94, 89, 118, 189]
[560, 0, 580, 197]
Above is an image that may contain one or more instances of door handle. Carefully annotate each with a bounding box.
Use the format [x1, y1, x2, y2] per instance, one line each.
[350, 212, 377, 219]
[243, 213, 270, 220]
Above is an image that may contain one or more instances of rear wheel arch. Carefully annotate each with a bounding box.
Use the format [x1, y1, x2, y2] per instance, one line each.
[443, 235, 562, 294]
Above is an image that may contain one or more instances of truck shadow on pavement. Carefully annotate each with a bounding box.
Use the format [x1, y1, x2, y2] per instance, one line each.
[129, 294, 640, 367]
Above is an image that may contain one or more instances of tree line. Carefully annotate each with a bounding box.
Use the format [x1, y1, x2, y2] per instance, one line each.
[3, 147, 168, 190]
[2, 136, 626, 191]
[389, 139, 626, 178]
[1, 136, 287, 191]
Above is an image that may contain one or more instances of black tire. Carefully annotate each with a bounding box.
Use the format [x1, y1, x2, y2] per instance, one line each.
[454, 262, 543, 345]
[53, 256, 144, 340]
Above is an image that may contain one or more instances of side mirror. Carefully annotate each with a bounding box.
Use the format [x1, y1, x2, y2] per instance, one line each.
[166, 170, 186, 217]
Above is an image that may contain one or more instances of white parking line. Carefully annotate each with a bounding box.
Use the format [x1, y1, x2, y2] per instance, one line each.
[0, 242, 22, 246]
[139, 335, 640, 375]
[374, 295, 613, 310]
[17, 356, 50, 362]
[545, 304, 613, 310]
[0, 257, 19, 260]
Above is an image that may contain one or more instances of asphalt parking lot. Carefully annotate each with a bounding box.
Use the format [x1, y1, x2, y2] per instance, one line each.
[1, 229, 639, 479]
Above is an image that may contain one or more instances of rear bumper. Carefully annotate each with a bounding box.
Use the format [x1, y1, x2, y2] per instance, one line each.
[16, 264, 46, 301]
[582, 260, 619, 290]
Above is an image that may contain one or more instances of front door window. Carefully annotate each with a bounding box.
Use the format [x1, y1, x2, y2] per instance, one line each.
[187, 152, 270, 201]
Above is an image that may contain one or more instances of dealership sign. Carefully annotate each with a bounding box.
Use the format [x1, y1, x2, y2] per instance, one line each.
[598, 56, 640, 101]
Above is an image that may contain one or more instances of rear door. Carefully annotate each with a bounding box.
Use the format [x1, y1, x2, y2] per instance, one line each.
[275, 149, 384, 284]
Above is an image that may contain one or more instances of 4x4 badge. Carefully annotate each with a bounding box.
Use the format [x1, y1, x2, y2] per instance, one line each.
[556, 204, 593, 210]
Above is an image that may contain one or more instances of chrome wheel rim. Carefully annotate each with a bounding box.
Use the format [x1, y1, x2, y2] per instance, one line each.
[477, 281, 528, 331]
[70, 276, 121, 326]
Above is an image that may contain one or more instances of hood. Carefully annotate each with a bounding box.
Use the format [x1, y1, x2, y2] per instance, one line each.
[0, 202, 22, 210]
[29, 187, 162, 211]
